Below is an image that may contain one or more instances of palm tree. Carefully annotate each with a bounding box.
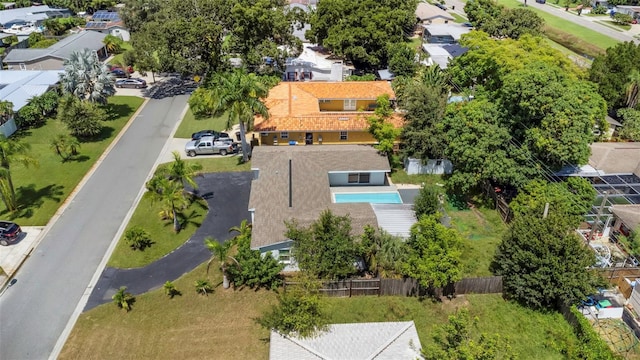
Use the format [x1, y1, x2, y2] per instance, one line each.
[205, 237, 238, 289]
[229, 219, 252, 242]
[162, 151, 203, 190]
[103, 34, 123, 54]
[194, 279, 213, 296]
[626, 70, 640, 109]
[50, 134, 67, 160]
[193, 70, 270, 163]
[59, 49, 116, 104]
[112, 286, 135, 311]
[0, 135, 39, 212]
[146, 175, 189, 232]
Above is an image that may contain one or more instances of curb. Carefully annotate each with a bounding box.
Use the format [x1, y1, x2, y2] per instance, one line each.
[48, 101, 189, 360]
[0, 96, 148, 293]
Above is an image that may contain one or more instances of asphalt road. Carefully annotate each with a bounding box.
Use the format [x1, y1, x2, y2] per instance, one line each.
[0, 95, 189, 360]
[85, 172, 252, 310]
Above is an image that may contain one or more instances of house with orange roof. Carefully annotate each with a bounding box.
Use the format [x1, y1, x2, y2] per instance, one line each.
[254, 81, 404, 146]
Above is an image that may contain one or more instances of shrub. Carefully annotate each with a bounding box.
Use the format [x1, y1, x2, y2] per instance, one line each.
[543, 25, 604, 58]
[413, 185, 441, 218]
[227, 235, 284, 290]
[15, 104, 45, 128]
[592, 5, 607, 14]
[195, 279, 213, 296]
[124, 226, 153, 251]
[345, 74, 377, 81]
[56, 95, 106, 138]
[31, 39, 58, 49]
[112, 286, 135, 311]
[163, 281, 181, 298]
[27, 32, 44, 47]
[568, 306, 620, 359]
[612, 12, 633, 25]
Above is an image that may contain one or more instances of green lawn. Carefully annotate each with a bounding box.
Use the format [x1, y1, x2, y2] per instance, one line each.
[447, 202, 507, 277]
[597, 20, 632, 31]
[108, 42, 134, 66]
[174, 108, 230, 139]
[4, 96, 144, 225]
[451, 12, 467, 23]
[107, 196, 208, 269]
[496, 0, 619, 51]
[60, 262, 580, 360]
[107, 157, 251, 268]
[389, 170, 444, 186]
[326, 294, 579, 359]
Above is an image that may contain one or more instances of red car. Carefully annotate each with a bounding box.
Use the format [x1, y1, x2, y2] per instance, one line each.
[0, 221, 21, 246]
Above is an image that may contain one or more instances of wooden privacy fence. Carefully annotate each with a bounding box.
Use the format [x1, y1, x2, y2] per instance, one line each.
[598, 267, 640, 299]
[284, 276, 503, 298]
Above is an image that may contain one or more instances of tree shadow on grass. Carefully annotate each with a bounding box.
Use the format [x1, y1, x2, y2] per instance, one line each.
[105, 103, 135, 121]
[179, 209, 203, 230]
[62, 155, 90, 163]
[0, 183, 65, 220]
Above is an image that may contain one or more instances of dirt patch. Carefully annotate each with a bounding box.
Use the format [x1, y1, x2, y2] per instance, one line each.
[467, 202, 488, 227]
[440, 295, 471, 312]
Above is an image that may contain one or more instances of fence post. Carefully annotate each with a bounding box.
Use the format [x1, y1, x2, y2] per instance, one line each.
[378, 279, 381, 297]
[349, 279, 352, 298]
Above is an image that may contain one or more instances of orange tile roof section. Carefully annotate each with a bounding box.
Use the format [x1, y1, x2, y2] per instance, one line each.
[255, 81, 404, 132]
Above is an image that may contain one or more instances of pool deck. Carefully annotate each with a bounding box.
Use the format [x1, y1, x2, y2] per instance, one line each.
[330, 185, 398, 194]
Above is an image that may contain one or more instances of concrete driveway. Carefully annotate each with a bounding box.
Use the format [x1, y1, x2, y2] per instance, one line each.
[84, 171, 253, 310]
[0, 227, 43, 276]
[0, 96, 189, 360]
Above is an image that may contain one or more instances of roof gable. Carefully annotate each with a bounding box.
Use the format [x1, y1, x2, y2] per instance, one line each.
[3, 31, 107, 63]
[415, 2, 455, 21]
[269, 321, 422, 360]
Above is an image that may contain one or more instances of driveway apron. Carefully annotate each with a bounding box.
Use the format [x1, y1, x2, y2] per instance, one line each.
[84, 172, 252, 310]
[0, 95, 188, 360]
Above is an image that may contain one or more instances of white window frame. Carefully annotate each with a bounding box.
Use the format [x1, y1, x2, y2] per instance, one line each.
[278, 249, 292, 264]
[340, 131, 348, 141]
[344, 99, 356, 111]
[280, 132, 289, 139]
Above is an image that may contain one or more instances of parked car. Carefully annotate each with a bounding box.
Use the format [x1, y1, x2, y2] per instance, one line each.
[462, 22, 474, 27]
[110, 68, 129, 78]
[435, 3, 447, 10]
[0, 221, 21, 246]
[115, 78, 147, 89]
[191, 130, 230, 141]
[535, 0, 546, 4]
[185, 136, 236, 157]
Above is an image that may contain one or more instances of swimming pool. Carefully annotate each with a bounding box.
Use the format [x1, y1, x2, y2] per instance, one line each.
[333, 192, 403, 204]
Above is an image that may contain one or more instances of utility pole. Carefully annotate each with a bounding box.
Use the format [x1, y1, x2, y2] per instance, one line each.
[589, 191, 609, 243]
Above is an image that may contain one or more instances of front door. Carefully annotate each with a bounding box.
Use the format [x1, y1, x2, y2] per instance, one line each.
[305, 133, 313, 145]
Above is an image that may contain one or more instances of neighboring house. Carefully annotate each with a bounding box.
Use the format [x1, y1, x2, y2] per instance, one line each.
[83, 10, 130, 41]
[254, 81, 403, 145]
[0, 70, 63, 137]
[288, 3, 312, 43]
[269, 321, 423, 360]
[616, 6, 640, 19]
[283, 44, 353, 82]
[558, 143, 640, 244]
[599, 115, 623, 140]
[4, 31, 108, 70]
[421, 43, 467, 68]
[422, 23, 471, 44]
[0, 5, 71, 28]
[415, 2, 455, 25]
[249, 145, 416, 271]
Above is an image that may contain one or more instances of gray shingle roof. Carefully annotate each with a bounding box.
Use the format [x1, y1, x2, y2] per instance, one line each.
[269, 321, 422, 360]
[4, 31, 106, 63]
[249, 145, 391, 249]
[589, 142, 640, 175]
[0, 5, 59, 25]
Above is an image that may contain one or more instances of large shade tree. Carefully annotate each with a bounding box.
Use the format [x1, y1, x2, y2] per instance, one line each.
[589, 41, 640, 111]
[188, 70, 270, 162]
[59, 49, 115, 104]
[307, 0, 417, 69]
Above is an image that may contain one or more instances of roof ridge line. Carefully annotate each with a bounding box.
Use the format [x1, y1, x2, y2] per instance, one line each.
[282, 331, 331, 359]
[365, 321, 414, 360]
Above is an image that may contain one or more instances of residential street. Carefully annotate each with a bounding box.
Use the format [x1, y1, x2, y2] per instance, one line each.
[0, 95, 188, 360]
[446, 0, 640, 44]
